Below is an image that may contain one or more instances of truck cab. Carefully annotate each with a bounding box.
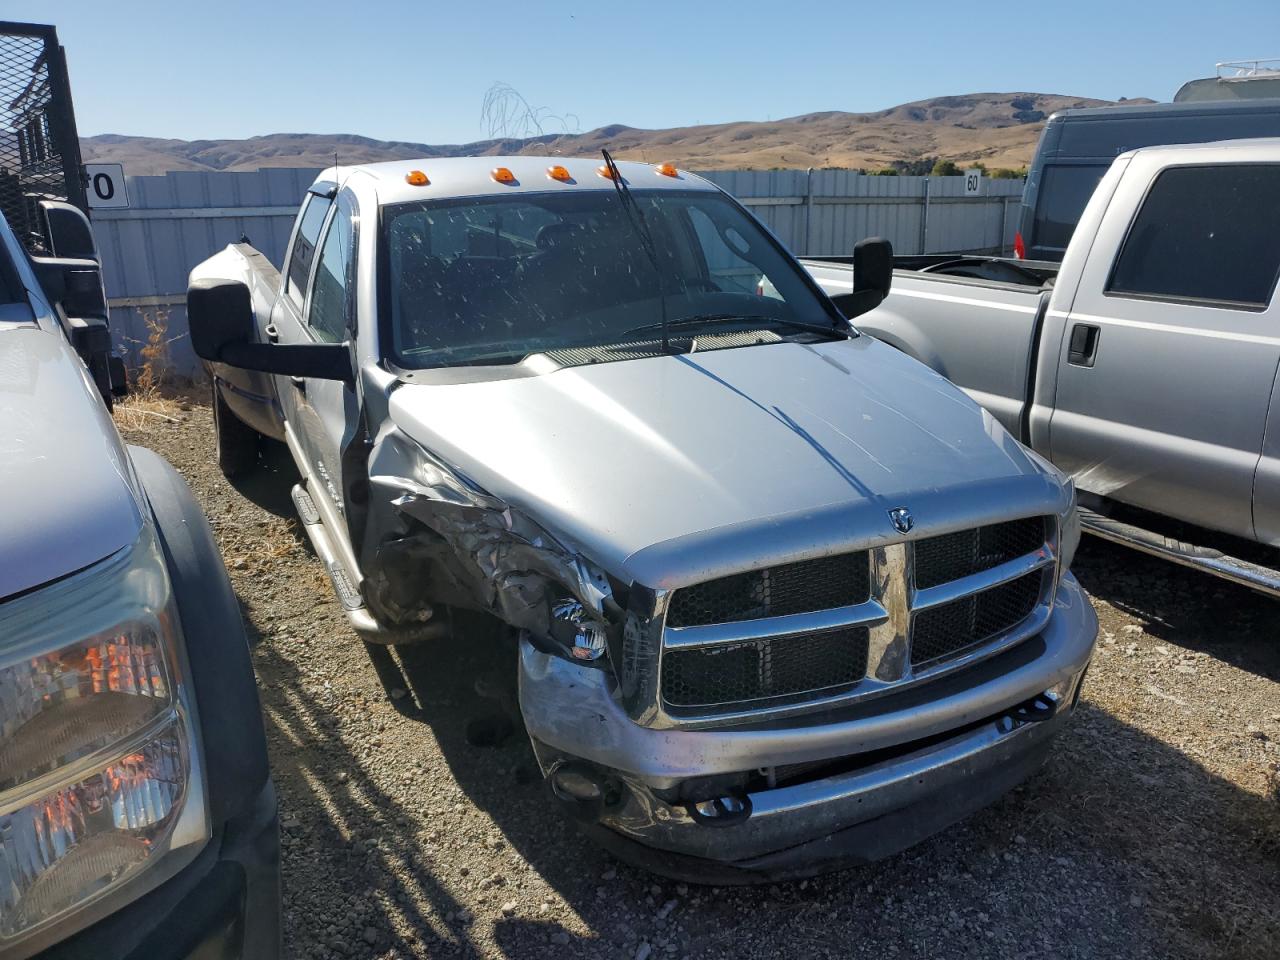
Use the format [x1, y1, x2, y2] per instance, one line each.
[801, 139, 1280, 597]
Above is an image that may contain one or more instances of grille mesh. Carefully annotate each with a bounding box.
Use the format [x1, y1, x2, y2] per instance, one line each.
[661, 626, 870, 711]
[666, 553, 870, 628]
[0, 29, 80, 255]
[910, 571, 1043, 667]
[914, 517, 1047, 590]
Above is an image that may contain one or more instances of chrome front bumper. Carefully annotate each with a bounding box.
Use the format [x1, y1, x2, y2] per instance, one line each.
[519, 573, 1097, 876]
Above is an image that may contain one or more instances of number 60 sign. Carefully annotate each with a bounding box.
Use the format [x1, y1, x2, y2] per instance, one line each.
[84, 163, 129, 209]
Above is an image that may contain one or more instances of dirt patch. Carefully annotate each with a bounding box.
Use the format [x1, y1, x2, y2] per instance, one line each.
[116, 401, 1280, 960]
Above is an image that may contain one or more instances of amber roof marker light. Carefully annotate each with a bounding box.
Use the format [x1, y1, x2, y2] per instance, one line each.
[405, 169, 429, 186]
[597, 163, 620, 181]
[655, 163, 680, 178]
[491, 166, 518, 185]
[547, 165, 574, 183]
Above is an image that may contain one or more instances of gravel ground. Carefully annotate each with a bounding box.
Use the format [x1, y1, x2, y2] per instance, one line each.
[118, 397, 1280, 960]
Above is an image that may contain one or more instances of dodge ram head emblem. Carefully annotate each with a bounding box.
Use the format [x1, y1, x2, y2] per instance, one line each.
[889, 507, 914, 534]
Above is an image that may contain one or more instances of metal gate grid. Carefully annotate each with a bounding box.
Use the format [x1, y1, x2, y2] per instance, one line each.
[0, 22, 85, 254]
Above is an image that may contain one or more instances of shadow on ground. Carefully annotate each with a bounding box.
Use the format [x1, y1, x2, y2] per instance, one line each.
[1072, 536, 1280, 684]
[232, 461, 1279, 959]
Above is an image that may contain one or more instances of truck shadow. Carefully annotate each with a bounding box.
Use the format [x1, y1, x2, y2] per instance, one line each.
[225, 438, 300, 518]
[1071, 537, 1280, 684]
[227, 451, 1279, 959]
[367, 621, 1280, 960]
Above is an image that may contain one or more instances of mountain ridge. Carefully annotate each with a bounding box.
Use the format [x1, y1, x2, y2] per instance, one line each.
[81, 92, 1152, 175]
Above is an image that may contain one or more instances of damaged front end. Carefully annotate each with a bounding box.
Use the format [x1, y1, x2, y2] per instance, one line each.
[358, 423, 623, 656]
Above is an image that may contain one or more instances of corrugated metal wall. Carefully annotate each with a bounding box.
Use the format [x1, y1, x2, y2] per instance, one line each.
[93, 168, 321, 375]
[90, 167, 1023, 375]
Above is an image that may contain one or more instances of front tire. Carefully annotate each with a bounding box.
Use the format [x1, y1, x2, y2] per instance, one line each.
[213, 380, 261, 477]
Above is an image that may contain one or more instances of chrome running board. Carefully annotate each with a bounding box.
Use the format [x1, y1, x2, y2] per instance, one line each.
[1080, 507, 1280, 599]
[290, 481, 448, 645]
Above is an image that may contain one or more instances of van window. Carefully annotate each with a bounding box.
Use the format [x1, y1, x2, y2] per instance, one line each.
[286, 194, 332, 305]
[307, 207, 353, 342]
[1107, 164, 1280, 310]
[1031, 165, 1106, 253]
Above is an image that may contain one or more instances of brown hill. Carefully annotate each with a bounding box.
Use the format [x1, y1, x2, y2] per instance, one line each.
[82, 92, 1150, 175]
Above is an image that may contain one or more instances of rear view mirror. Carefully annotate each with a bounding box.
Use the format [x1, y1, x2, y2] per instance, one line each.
[830, 237, 893, 320]
[38, 200, 99, 262]
[189, 278, 353, 384]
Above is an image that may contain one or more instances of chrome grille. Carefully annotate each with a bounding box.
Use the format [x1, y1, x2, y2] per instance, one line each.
[666, 553, 871, 628]
[915, 517, 1047, 589]
[662, 626, 870, 711]
[911, 570, 1042, 667]
[652, 515, 1057, 725]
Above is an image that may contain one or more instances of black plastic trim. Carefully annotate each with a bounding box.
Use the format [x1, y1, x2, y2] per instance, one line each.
[128, 446, 270, 824]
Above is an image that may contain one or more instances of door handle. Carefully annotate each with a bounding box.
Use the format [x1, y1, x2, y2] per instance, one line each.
[1067, 323, 1100, 367]
[265, 323, 279, 344]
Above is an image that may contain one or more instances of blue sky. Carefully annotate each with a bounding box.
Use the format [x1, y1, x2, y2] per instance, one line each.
[11, 0, 1280, 142]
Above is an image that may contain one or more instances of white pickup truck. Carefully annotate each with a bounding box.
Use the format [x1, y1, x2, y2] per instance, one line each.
[801, 139, 1280, 597]
[189, 155, 1096, 881]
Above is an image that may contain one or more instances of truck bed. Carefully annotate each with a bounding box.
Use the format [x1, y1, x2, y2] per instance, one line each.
[799, 254, 1059, 438]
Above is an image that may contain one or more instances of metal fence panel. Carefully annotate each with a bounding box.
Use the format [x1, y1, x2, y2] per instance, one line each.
[90, 167, 1025, 375]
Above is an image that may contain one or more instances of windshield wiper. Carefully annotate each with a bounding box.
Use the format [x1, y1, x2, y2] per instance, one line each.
[602, 149, 674, 353]
[623, 313, 850, 341]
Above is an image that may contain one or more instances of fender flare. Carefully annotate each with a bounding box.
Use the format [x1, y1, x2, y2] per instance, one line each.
[128, 445, 270, 826]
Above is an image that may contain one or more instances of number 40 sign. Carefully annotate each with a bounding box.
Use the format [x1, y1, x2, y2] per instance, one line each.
[84, 163, 129, 209]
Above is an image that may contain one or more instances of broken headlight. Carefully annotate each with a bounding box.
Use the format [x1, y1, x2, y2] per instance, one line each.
[550, 598, 610, 663]
[0, 525, 208, 953]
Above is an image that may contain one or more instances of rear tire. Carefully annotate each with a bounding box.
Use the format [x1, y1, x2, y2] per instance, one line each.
[212, 381, 261, 477]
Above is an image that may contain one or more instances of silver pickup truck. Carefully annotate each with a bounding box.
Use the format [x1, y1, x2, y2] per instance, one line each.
[0, 204, 278, 957]
[189, 155, 1096, 881]
[802, 139, 1280, 598]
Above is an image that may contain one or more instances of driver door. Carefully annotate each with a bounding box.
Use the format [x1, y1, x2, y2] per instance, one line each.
[273, 189, 359, 518]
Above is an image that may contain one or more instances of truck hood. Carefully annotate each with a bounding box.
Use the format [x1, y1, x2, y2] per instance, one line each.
[0, 325, 143, 601]
[388, 337, 1066, 588]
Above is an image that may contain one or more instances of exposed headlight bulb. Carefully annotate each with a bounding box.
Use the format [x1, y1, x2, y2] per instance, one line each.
[551, 599, 608, 662]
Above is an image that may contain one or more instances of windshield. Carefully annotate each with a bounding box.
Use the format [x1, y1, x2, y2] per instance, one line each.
[381, 188, 840, 368]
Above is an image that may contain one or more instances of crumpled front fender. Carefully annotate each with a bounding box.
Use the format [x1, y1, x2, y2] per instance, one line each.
[358, 422, 612, 635]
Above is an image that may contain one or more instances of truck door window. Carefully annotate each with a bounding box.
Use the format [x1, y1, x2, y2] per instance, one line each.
[286, 195, 332, 306]
[307, 207, 353, 343]
[1031, 165, 1106, 253]
[1107, 164, 1280, 310]
[685, 207, 775, 298]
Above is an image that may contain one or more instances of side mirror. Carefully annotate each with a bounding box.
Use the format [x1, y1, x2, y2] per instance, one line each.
[32, 257, 108, 320]
[830, 237, 893, 320]
[38, 201, 100, 262]
[188, 278, 353, 384]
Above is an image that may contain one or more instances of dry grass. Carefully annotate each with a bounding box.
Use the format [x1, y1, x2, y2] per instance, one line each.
[221, 516, 307, 578]
[112, 307, 203, 432]
[112, 388, 186, 432]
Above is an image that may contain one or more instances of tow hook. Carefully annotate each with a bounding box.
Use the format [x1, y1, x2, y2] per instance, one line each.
[996, 691, 1060, 733]
[687, 793, 753, 828]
